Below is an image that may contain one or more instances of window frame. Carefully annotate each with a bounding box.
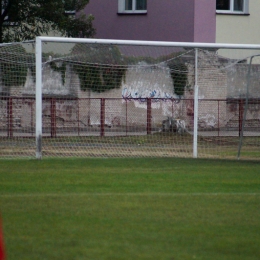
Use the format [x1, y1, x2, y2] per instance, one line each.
[216, 0, 249, 14]
[118, 0, 147, 14]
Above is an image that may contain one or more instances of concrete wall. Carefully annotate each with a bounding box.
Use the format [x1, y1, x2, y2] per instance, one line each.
[1, 51, 260, 131]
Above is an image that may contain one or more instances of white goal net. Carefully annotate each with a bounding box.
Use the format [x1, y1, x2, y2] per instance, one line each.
[1, 37, 260, 160]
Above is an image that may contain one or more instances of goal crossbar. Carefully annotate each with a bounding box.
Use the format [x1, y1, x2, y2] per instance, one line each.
[36, 36, 260, 49]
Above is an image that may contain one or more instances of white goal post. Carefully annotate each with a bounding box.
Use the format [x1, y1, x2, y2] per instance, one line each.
[34, 37, 260, 160]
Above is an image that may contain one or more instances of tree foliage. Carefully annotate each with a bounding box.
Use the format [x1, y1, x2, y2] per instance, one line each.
[168, 63, 188, 96]
[0, 0, 95, 43]
[0, 44, 28, 86]
[71, 44, 127, 92]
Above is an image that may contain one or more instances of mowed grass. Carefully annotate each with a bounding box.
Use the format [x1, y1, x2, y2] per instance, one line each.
[0, 158, 259, 260]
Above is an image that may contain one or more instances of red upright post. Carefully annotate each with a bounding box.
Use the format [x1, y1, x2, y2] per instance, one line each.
[31, 100, 34, 136]
[238, 99, 244, 137]
[218, 100, 220, 137]
[77, 98, 80, 136]
[125, 99, 128, 136]
[147, 98, 152, 135]
[50, 98, 56, 138]
[100, 98, 105, 137]
[171, 98, 174, 117]
[7, 97, 13, 138]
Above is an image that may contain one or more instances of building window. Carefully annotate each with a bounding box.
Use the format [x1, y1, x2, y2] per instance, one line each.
[118, 0, 147, 14]
[216, 0, 249, 14]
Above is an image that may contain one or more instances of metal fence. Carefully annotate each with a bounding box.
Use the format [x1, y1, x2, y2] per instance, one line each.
[0, 96, 260, 160]
[1, 97, 260, 138]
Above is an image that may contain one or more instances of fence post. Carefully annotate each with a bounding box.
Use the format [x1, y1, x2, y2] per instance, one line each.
[7, 97, 13, 138]
[30, 100, 34, 135]
[100, 98, 105, 137]
[238, 99, 244, 137]
[50, 98, 56, 138]
[125, 100, 128, 136]
[218, 100, 220, 137]
[77, 99, 80, 136]
[147, 98, 152, 135]
[171, 98, 174, 117]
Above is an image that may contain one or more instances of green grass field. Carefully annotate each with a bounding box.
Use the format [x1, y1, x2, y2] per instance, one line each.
[0, 158, 259, 260]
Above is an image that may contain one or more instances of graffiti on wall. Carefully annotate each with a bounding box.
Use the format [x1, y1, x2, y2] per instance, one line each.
[122, 87, 179, 102]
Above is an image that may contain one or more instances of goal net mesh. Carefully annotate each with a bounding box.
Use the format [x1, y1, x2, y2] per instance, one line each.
[1, 39, 260, 160]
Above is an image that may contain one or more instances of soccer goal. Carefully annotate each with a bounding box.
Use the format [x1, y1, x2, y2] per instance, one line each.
[1, 37, 260, 160]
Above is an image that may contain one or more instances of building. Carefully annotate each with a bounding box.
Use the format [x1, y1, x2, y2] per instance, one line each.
[216, 0, 260, 45]
[84, 0, 260, 45]
[84, 0, 216, 43]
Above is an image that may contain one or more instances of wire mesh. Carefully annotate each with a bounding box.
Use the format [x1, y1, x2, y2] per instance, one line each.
[0, 40, 260, 159]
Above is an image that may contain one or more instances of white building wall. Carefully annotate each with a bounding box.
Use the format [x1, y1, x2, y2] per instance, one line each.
[216, 1, 260, 62]
[216, 0, 260, 45]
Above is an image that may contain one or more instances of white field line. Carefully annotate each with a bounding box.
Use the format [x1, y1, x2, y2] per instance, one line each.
[0, 192, 259, 198]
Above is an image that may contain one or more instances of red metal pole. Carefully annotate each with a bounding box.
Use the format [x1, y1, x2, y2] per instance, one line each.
[31, 101, 34, 136]
[172, 98, 174, 117]
[238, 99, 244, 137]
[218, 100, 220, 137]
[7, 97, 13, 138]
[50, 98, 56, 138]
[125, 99, 128, 136]
[77, 99, 80, 136]
[147, 98, 152, 135]
[100, 98, 105, 137]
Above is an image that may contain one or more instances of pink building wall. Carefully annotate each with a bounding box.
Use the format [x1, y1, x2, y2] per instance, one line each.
[84, 0, 216, 42]
[194, 0, 216, 42]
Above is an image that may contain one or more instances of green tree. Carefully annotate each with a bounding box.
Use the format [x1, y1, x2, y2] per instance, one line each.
[0, 0, 95, 43]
